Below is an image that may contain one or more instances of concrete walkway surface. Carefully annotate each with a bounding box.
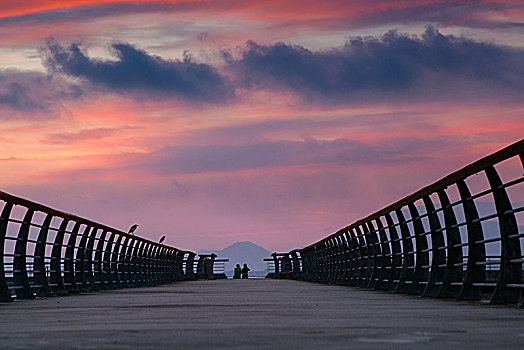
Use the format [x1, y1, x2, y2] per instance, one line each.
[1, 279, 523, 349]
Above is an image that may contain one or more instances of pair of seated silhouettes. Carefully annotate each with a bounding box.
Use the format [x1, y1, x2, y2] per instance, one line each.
[233, 263, 250, 279]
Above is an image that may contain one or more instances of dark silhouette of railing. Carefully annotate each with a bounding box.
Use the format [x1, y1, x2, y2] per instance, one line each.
[0, 191, 193, 302]
[280, 139, 524, 307]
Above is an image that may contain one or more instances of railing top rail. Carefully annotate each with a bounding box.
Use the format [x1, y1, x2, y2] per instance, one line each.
[198, 253, 217, 258]
[271, 252, 290, 256]
[0, 190, 188, 251]
[299, 138, 524, 251]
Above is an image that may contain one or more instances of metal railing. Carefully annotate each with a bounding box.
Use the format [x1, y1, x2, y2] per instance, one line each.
[281, 139, 524, 307]
[0, 191, 193, 302]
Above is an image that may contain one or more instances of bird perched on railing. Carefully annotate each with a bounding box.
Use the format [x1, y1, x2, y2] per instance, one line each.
[159, 235, 166, 244]
[128, 224, 138, 235]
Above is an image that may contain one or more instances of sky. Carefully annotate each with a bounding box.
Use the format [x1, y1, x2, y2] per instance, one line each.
[0, 0, 523, 252]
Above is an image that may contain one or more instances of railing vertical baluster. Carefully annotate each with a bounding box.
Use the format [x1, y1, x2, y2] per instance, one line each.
[185, 252, 196, 280]
[485, 166, 521, 304]
[133, 240, 143, 286]
[50, 219, 69, 295]
[407, 203, 429, 295]
[63, 222, 81, 293]
[143, 242, 151, 284]
[152, 244, 160, 284]
[357, 225, 371, 288]
[124, 237, 135, 287]
[94, 230, 108, 290]
[13, 209, 35, 299]
[131, 238, 140, 286]
[394, 209, 414, 293]
[436, 189, 463, 299]
[271, 252, 279, 279]
[118, 236, 129, 287]
[34, 214, 53, 297]
[342, 232, 351, 285]
[457, 179, 486, 301]
[384, 213, 401, 292]
[290, 250, 300, 280]
[75, 226, 91, 292]
[375, 218, 390, 290]
[352, 228, 365, 286]
[104, 231, 116, 290]
[111, 233, 123, 289]
[0, 203, 14, 302]
[85, 227, 98, 291]
[422, 195, 446, 297]
[346, 230, 357, 286]
[365, 222, 380, 289]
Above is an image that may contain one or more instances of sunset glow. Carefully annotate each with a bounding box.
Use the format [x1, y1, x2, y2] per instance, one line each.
[1, 0, 523, 251]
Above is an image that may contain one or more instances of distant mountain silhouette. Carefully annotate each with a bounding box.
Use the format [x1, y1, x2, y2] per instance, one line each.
[198, 241, 272, 276]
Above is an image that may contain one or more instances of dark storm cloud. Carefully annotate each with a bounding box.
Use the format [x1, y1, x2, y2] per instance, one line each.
[0, 70, 82, 118]
[228, 26, 524, 102]
[4, 25, 524, 117]
[40, 38, 234, 103]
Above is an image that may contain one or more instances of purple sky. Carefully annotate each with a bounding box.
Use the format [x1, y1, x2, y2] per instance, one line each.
[1, 0, 523, 251]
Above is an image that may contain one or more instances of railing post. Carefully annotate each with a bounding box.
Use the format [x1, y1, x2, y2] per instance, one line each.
[374, 218, 391, 291]
[384, 213, 401, 292]
[357, 225, 371, 288]
[85, 228, 98, 291]
[177, 251, 185, 281]
[94, 229, 108, 290]
[50, 219, 69, 295]
[111, 233, 124, 289]
[63, 222, 81, 293]
[103, 231, 116, 290]
[13, 209, 35, 299]
[394, 209, 414, 293]
[157, 245, 163, 283]
[340, 232, 351, 285]
[136, 241, 146, 286]
[185, 252, 196, 280]
[335, 234, 345, 285]
[163, 246, 171, 283]
[123, 237, 135, 287]
[485, 166, 521, 304]
[208, 253, 217, 280]
[0, 203, 13, 302]
[365, 222, 381, 289]
[422, 196, 446, 297]
[75, 226, 91, 292]
[344, 230, 357, 286]
[33, 213, 53, 297]
[130, 239, 142, 286]
[352, 228, 365, 286]
[407, 203, 429, 295]
[457, 179, 486, 301]
[436, 189, 463, 299]
[290, 250, 300, 279]
[135, 241, 146, 287]
[144, 243, 153, 286]
[271, 253, 279, 279]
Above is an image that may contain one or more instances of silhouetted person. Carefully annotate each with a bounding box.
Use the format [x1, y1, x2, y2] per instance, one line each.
[233, 264, 241, 279]
[241, 263, 250, 279]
